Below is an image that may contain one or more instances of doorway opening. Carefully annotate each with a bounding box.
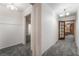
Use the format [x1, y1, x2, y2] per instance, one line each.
[59, 20, 75, 40]
[58, 13, 77, 55]
[25, 14, 31, 50]
[65, 20, 75, 40]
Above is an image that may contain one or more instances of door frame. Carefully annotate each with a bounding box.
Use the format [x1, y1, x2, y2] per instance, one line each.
[59, 21, 65, 40]
[25, 14, 31, 44]
[23, 4, 42, 56]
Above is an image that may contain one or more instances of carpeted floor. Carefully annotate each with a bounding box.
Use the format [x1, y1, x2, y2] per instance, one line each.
[0, 43, 32, 56]
[43, 34, 78, 56]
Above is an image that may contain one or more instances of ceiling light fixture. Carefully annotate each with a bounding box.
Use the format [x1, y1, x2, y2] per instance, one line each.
[66, 12, 70, 16]
[59, 14, 64, 17]
[59, 9, 70, 17]
[6, 3, 18, 11]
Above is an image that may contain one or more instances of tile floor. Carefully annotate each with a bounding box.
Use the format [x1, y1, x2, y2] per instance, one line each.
[43, 34, 78, 56]
[0, 43, 32, 56]
[0, 34, 77, 56]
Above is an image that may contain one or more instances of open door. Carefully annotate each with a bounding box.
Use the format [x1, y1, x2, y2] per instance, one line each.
[59, 21, 65, 40]
[70, 23, 74, 35]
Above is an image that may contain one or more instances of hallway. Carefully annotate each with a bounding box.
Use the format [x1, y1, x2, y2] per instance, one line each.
[43, 35, 77, 56]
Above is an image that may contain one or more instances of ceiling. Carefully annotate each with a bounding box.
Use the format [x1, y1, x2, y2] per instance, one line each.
[0, 3, 31, 12]
[48, 3, 79, 16]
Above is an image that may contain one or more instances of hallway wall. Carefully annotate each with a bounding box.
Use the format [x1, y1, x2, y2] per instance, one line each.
[41, 4, 58, 54]
[76, 10, 79, 55]
[0, 5, 23, 49]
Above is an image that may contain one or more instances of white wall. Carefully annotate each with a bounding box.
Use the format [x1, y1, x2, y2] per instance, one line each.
[75, 9, 79, 55]
[41, 4, 58, 54]
[31, 4, 42, 55]
[0, 5, 23, 49]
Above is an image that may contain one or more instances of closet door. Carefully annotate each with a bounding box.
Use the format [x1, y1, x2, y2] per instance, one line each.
[59, 21, 65, 40]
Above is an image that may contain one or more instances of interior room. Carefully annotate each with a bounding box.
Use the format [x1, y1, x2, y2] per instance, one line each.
[0, 3, 79, 56]
[0, 3, 32, 56]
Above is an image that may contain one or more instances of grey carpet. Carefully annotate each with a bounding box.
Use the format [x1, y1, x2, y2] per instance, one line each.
[43, 34, 78, 56]
[0, 43, 32, 56]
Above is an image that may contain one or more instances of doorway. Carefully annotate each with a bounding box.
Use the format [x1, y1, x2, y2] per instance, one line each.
[59, 20, 75, 40]
[25, 14, 31, 50]
[65, 20, 75, 37]
[58, 19, 77, 55]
